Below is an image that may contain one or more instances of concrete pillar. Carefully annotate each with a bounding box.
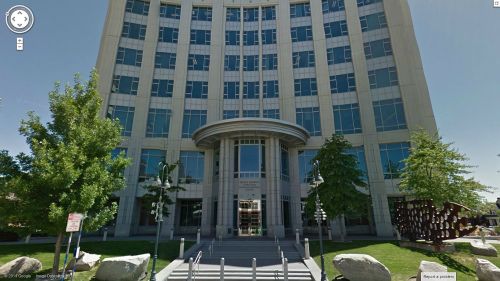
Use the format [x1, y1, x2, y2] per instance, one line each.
[220, 258, 225, 281]
[296, 229, 300, 244]
[304, 238, 310, 259]
[179, 238, 185, 259]
[197, 229, 201, 244]
[188, 257, 193, 281]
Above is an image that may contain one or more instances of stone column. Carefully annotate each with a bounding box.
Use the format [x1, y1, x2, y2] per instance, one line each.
[288, 148, 303, 232]
[216, 138, 226, 237]
[201, 149, 214, 236]
[269, 137, 284, 237]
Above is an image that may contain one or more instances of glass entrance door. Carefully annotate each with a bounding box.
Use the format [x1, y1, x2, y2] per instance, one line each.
[238, 200, 261, 236]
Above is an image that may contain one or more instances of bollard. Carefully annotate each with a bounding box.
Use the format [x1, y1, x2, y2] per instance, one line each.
[102, 228, 108, 242]
[170, 228, 174, 240]
[24, 234, 31, 244]
[277, 245, 280, 257]
[281, 250, 284, 259]
[252, 258, 256, 281]
[283, 258, 289, 281]
[179, 238, 185, 258]
[304, 238, 310, 259]
[296, 229, 300, 244]
[220, 257, 225, 281]
[197, 228, 201, 244]
[328, 228, 332, 241]
[188, 257, 193, 281]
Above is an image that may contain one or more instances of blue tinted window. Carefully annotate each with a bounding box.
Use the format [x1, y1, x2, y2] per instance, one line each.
[333, 103, 362, 134]
[324, 20, 348, 38]
[182, 110, 207, 138]
[155, 52, 176, 69]
[298, 149, 318, 183]
[192, 7, 212, 21]
[126, 0, 149, 15]
[122, 22, 146, 40]
[111, 148, 127, 159]
[262, 29, 277, 44]
[345, 146, 368, 181]
[364, 38, 392, 59]
[330, 73, 356, 94]
[360, 12, 387, 32]
[243, 110, 260, 118]
[263, 109, 280, 119]
[225, 31, 240, 45]
[293, 51, 315, 68]
[244, 8, 258, 22]
[223, 110, 239, 119]
[322, 0, 345, 13]
[188, 54, 210, 71]
[243, 55, 259, 71]
[151, 79, 174, 97]
[296, 107, 321, 136]
[146, 108, 171, 138]
[357, 0, 383, 7]
[112, 75, 139, 95]
[262, 6, 276, 21]
[224, 55, 240, 71]
[327, 46, 352, 65]
[294, 78, 318, 96]
[116, 47, 143, 67]
[368, 67, 398, 89]
[379, 142, 410, 179]
[190, 29, 211, 45]
[290, 3, 311, 18]
[179, 151, 205, 184]
[185, 81, 208, 99]
[226, 8, 240, 21]
[291, 26, 313, 42]
[107, 105, 135, 136]
[373, 98, 407, 131]
[243, 82, 259, 99]
[159, 27, 179, 43]
[243, 31, 259, 46]
[263, 80, 279, 98]
[139, 149, 166, 182]
[224, 82, 240, 99]
[160, 4, 181, 19]
[262, 54, 278, 70]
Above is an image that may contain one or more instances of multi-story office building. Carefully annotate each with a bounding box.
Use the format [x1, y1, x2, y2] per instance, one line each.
[96, 0, 437, 238]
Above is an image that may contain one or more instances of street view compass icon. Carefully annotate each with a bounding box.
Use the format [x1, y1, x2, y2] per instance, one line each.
[5, 5, 34, 34]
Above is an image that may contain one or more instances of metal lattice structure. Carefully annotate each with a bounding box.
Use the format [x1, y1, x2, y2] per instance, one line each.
[394, 200, 476, 244]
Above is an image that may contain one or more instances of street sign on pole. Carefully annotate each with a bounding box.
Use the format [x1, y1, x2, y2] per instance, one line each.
[66, 213, 83, 232]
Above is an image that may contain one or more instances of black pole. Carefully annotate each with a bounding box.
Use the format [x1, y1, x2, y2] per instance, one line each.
[313, 160, 326, 281]
[150, 163, 167, 281]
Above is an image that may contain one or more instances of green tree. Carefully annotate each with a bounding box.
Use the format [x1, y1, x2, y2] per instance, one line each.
[0, 70, 130, 274]
[400, 130, 489, 208]
[306, 134, 369, 239]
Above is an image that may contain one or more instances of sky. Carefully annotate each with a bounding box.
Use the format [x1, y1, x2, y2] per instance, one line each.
[0, 1, 498, 202]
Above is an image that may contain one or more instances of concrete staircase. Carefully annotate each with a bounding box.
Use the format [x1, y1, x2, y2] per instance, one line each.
[167, 239, 312, 281]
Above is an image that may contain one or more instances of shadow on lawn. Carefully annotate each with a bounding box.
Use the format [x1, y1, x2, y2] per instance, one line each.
[406, 244, 475, 275]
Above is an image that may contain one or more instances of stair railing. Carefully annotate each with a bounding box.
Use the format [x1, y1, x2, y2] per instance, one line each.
[192, 250, 202, 281]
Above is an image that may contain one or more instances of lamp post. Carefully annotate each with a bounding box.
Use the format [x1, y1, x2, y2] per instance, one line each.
[310, 160, 327, 281]
[150, 162, 170, 281]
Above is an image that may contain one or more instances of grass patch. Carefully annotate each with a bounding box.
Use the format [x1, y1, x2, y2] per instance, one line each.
[0, 240, 194, 281]
[310, 240, 500, 281]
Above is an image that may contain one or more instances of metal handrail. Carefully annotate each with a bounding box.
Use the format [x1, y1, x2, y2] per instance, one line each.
[193, 251, 202, 281]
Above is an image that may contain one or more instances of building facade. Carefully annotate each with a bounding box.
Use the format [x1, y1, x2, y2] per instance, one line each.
[96, 0, 437, 238]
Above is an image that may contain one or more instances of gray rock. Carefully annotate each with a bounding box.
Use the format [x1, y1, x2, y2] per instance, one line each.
[0, 256, 42, 277]
[65, 251, 101, 272]
[333, 254, 391, 281]
[416, 261, 447, 281]
[471, 240, 498, 257]
[476, 258, 500, 281]
[95, 253, 150, 281]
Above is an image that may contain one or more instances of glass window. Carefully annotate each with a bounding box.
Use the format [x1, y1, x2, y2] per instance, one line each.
[185, 81, 208, 99]
[243, 55, 259, 71]
[357, 0, 383, 7]
[330, 73, 356, 94]
[373, 98, 407, 131]
[139, 149, 166, 182]
[298, 149, 318, 183]
[182, 110, 207, 138]
[188, 54, 210, 71]
[224, 82, 240, 99]
[112, 75, 139, 95]
[294, 78, 318, 96]
[122, 22, 147, 40]
[244, 8, 258, 22]
[159, 27, 179, 43]
[146, 108, 171, 138]
[293, 51, 315, 68]
[116, 47, 143, 67]
[226, 8, 240, 22]
[192, 7, 212, 21]
[243, 110, 260, 118]
[324, 20, 348, 38]
[111, 147, 127, 159]
[243, 82, 259, 99]
[179, 200, 202, 226]
[262, 54, 278, 70]
[107, 105, 135, 136]
[243, 31, 259, 46]
[263, 109, 279, 119]
[155, 52, 176, 69]
[327, 46, 352, 65]
[225, 30, 240, 45]
[151, 79, 174, 97]
[379, 142, 410, 179]
[224, 55, 240, 71]
[333, 103, 362, 134]
[364, 38, 393, 59]
[368, 67, 398, 89]
[296, 107, 321, 136]
[280, 144, 289, 181]
[190, 29, 211, 45]
[179, 151, 205, 184]
[360, 12, 387, 32]
[291, 26, 313, 42]
[262, 6, 276, 21]
[263, 80, 279, 98]
[223, 110, 239, 119]
[160, 4, 181, 19]
[126, 0, 149, 15]
[235, 140, 265, 178]
[262, 29, 277, 44]
[322, 0, 345, 13]
[290, 3, 311, 18]
[346, 146, 368, 181]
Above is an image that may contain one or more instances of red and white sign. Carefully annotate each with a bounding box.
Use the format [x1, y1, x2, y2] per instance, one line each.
[65, 213, 83, 232]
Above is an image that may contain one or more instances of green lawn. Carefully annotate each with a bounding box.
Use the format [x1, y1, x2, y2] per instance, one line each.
[0, 240, 194, 281]
[310, 241, 500, 281]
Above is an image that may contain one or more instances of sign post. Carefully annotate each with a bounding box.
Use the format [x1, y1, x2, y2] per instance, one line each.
[61, 213, 83, 281]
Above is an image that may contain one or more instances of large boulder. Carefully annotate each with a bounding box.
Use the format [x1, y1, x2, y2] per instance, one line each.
[95, 253, 150, 281]
[416, 261, 447, 281]
[471, 240, 498, 257]
[476, 258, 500, 281]
[0, 257, 42, 277]
[333, 254, 391, 281]
[65, 251, 101, 272]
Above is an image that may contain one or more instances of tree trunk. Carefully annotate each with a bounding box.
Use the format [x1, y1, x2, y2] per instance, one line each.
[52, 232, 64, 274]
[339, 215, 346, 242]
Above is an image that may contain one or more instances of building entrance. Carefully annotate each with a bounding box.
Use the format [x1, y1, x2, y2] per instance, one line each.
[238, 200, 261, 236]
